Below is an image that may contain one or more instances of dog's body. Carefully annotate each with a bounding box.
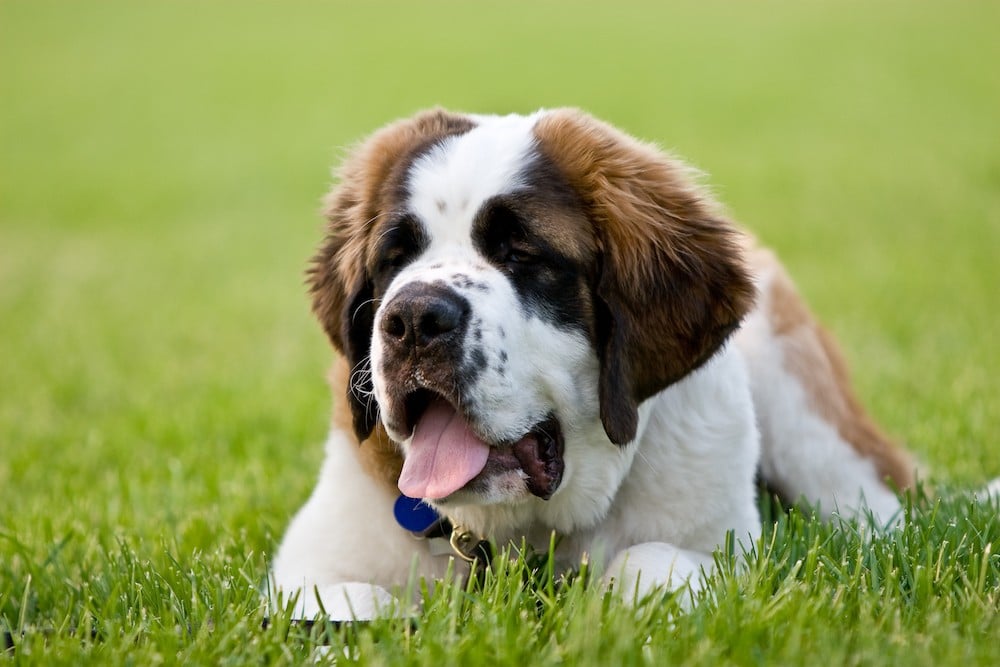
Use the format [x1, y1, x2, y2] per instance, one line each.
[271, 109, 915, 617]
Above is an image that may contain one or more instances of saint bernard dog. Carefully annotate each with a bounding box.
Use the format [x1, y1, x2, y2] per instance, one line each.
[270, 108, 920, 618]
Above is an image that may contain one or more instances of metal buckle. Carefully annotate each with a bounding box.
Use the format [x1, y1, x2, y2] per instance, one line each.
[449, 524, 491, 565]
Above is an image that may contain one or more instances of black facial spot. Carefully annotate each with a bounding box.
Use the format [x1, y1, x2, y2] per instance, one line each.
[469, 347, 487, 371]
[472, 194, 590, 331]
[494, 350, 508, 375]
[449, 271, 490, 293]
[451, 273, 479, 290]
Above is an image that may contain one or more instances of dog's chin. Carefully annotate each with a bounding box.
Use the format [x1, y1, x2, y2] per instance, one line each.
[432, 471, 534, 507]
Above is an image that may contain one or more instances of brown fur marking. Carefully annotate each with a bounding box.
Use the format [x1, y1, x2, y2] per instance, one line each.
[755, 249, 914, 489]
[534, 109, 756, 442]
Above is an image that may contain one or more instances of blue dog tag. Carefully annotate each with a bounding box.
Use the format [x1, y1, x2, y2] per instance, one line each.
[393, 494, 441, 534]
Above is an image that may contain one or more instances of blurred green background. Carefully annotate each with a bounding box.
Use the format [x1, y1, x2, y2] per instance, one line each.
[2, 0, 998, 570]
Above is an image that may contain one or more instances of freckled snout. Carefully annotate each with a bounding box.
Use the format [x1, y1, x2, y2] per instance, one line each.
[377, 281, 475, 437]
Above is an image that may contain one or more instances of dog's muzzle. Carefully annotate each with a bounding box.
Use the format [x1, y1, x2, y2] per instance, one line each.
[376, 281, 566, 502]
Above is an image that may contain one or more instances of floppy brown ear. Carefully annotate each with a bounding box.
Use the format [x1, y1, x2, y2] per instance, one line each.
[534, 109, 756, 445]
[309, 180, 379, 441]
[308, 109, 475, 441]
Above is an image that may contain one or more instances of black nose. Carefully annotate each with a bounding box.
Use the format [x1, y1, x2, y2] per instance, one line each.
[381, 282, 470, 348]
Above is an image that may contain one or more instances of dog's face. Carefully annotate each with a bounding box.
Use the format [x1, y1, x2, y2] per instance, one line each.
[310, 109, 754, 533]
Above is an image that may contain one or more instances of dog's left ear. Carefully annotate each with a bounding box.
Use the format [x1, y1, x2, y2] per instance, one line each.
[535, 109, 756, 445]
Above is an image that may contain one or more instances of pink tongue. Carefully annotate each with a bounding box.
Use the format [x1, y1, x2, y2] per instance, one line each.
[397, 399, 491, 500]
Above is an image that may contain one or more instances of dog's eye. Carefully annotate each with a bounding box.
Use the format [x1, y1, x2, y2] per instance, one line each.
[374, 217, 424, 277]
[504, 245, 537, 266]
[375, 246, 411, 278]
[478, 202, 546, 270]
[382, 247, 409, 270]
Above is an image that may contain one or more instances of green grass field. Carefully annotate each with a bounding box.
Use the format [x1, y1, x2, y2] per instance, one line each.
[2, 0, 998, 663]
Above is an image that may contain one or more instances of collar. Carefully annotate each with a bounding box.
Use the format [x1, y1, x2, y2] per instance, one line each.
[393, 494, 492, 569]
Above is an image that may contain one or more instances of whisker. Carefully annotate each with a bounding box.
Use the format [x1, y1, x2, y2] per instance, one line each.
[349, 356, 375, 400]
[351, 297, 381, 324]
[360, 210, 398, 230]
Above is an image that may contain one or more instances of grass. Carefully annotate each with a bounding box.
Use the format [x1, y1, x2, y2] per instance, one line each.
[1, 0, 998, 663]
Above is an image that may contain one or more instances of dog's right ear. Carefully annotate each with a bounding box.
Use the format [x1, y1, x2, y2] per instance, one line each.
[534, 109, 756, 446]
[308, 110, 476, 442]
[308, 187, 378, 441]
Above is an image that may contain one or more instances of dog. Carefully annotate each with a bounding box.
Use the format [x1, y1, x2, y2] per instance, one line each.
[270, 108, 919, 618]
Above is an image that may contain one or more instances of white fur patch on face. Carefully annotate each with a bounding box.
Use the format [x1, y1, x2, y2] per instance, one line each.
[407, 112, 543, 250]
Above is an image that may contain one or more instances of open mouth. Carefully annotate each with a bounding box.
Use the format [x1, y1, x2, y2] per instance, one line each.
[396, 390, 564, 501]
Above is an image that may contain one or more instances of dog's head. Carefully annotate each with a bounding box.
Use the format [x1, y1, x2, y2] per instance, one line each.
[310, 109, 754, 531]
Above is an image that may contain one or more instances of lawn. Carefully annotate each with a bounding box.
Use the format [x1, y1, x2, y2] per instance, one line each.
[1, 0, 998, 664]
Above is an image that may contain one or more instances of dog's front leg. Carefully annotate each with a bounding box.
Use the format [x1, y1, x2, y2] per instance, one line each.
[270, 429, 453, 620]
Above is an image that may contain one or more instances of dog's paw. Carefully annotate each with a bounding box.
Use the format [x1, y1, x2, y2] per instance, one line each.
[285, 582, 400, 622]
[603, 542, 715, 605]
[981, 477, 1000, 501]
